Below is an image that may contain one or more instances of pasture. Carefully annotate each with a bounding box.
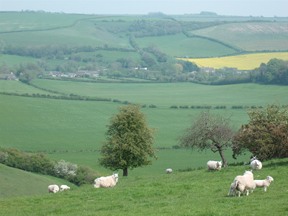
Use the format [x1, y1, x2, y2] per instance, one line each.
[0, 164, 72, 198]
[0, 158, 287, 215]
[1, 80, 288, 177]
[30, 79, 288, 107]
[135, 33, 237, 57]
[192, 22, 288, 51]
[0, 12, 288, 208]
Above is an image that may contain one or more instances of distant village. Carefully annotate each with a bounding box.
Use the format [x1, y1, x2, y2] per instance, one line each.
[46, 70, 100, 79]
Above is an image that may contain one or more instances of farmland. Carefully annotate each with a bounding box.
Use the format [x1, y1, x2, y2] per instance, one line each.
[0, 158, 287, 215]
[1, 80, 287, 174]
[0, 11, 288, 212]
[182, 52, 288, 70]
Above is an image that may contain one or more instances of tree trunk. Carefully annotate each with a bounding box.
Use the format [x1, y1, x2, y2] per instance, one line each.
[218, 149, 227, 167]
[123, 167, 128, 176]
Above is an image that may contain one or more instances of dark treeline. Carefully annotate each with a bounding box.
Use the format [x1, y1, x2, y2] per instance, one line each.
[191, 59, 288, 85]
[252, 58, 288, 85]
[3, 45, 134, 59]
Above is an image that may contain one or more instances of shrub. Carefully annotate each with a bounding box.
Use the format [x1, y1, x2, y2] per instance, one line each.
[54, 159, 78, 178]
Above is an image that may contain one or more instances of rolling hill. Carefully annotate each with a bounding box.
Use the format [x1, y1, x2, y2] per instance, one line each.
[0, 164, 72, 198]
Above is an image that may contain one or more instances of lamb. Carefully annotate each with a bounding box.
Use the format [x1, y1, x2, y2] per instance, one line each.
[250, 156, 262, 170]
[48, 184, 59, 193]
[93, 173, 119, 188]
[165, 168, 173, 174]
[60, 185, 70, 191]
[254, 176, 274, 192]
[229, 170, 256, 197]
[207, 160, 222, 171]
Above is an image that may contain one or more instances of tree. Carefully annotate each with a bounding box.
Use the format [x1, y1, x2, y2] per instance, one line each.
[253, 59, 288, 85]
[179, 111, 234, 167]
[99, 105, 156, 176]
[232, 104, 288, 160]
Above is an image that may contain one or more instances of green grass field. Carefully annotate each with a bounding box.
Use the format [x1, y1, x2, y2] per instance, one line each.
[0, 12, 288, 207]
[135, 33, 237, 57]
[1, 80, 287, 179]
[192, 22, 288, 51]
[0, 164, 72, 198]
[30, 79, 288, 108]
[1, 12, 287, 61]
[0, 158, 287, 215]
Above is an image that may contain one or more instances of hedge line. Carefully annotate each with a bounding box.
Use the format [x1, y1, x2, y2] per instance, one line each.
[0, 147, 99, 186]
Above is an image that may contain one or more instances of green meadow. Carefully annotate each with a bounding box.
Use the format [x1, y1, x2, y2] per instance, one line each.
[1, 80, 287, 177]
[192, 22, 288, 51]
[0, 158, 287, 215]
[31, 79, 288, 108]
[135, 33, 237, 57]
[0, 12, 288, 213]
[0, 164, 73, 198]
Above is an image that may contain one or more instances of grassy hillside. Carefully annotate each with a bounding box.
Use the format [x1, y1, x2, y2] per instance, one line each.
[192, 22, 288, 51]
[135, 33, 237, 57]
[1, 12, 287, 67]
[1, 80, 287, 176]
[0, 158, 287, 215]
[0, 164, 72, 198]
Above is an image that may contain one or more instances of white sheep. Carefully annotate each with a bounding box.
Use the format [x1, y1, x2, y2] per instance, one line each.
[254, 176, 274, 192]
[93, 173, 119, 188]
[60, 185, 70, 191]
[230, 170, 256, 197]
[207, 160, 222, 171]
[250, 156, 262, 170]
[48, 184, 59, 193]
[165, 168, 173, 174]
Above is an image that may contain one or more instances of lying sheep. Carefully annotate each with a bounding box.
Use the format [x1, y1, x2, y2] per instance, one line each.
[230, 170, 256, 197]
[207, 160, 222, 171]
[60, 185, 70, 191]
[165, 168, 173, 174]
[250, 156, 262, 170]
[94, 173, 119, 188]
[48, 184, 59, 193]
[254, 176, 274, 192]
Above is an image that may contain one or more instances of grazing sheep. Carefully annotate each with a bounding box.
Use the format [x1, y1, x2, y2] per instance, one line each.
[165, 168, 173, 174]
[48, 184, 59, 193]
[94, 173, 119, 188]
[60, 185, 70, 191]
[230, 170, 256, 197]
[254, 176, 274, 192]
[207, 160, 222, 171]
[250, 156, 262, 170]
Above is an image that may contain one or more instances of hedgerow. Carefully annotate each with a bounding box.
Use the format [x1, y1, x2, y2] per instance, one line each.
[0, 147, 98, 186]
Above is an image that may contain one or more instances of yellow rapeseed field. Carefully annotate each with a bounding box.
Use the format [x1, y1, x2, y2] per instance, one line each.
[181, 52, 288, 70]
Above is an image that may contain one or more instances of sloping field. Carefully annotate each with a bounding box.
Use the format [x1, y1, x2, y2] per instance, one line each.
[183, 52, 288, 70]
[0, 164, 71, 198]
[0, 54, 37, 66]
[192, 22, 288, 51]
[0, 12, 90, 32]
[0, 20, 130, 48]
[136, 33, 237, 57]
[0, 158, 287, 215]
